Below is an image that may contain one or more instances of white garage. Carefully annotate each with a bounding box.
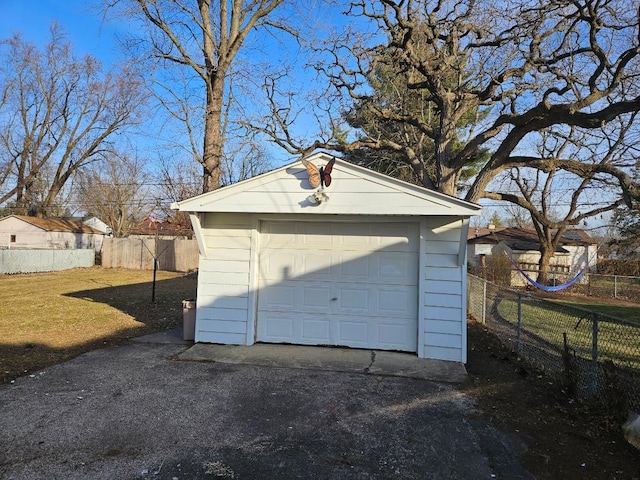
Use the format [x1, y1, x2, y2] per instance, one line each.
[174, 152, 481, 363]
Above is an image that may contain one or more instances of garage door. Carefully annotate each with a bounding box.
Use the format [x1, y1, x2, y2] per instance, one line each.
[256, 221, 419, 352]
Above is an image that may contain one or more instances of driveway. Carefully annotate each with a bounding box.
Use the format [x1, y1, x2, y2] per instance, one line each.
[0, 330, 533, 480]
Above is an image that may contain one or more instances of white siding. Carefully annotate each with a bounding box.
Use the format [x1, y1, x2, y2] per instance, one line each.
[422, 217, 465, 363]
[178, 154, 481, 218]
[193, 213, 470, 363]
[195, 213, 253, 344]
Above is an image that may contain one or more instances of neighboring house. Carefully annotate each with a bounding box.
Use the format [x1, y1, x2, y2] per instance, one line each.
[129, 216, 193, 239]
[80, 216, 113, 238]
[0, 215, 104, 250]
[467, 226, 598, 286]
[174, 152, 482, 363]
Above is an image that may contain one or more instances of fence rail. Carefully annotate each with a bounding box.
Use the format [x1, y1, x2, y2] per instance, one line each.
[101, 238, 198, 272]
[468, 274, 640, 412]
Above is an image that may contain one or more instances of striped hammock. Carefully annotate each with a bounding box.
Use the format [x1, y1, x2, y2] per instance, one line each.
[505, 255, 587, 292]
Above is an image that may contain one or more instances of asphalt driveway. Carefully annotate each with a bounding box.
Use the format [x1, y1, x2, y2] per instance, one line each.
[0, 331, 533, 480]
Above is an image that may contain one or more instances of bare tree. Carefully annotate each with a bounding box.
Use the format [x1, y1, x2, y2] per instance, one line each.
[257, 0, 640, 196]
[0, 25, 147, 217]
[76, 154, 151, 237]
[488, 116, 638, 282]
[154, 156, 203, 231]
[106, 0, 300, 193]
[253, 0, 640, 283]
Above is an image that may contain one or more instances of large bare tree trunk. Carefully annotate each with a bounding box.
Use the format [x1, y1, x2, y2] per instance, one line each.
[536, 244, 555, 286]
[202, 77, 225, 192]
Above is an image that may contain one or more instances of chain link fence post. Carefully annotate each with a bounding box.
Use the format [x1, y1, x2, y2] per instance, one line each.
[516, 293, 522, 355]
[591, 312, 599, 396]
[482, 278, 487, 324]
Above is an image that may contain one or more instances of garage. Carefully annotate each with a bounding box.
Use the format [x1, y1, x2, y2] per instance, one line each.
[257, 220, 419, 352]
[174, 152, 481, 363]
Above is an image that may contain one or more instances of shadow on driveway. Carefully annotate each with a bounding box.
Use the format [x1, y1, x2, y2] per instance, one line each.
[0, 333, 534, 480]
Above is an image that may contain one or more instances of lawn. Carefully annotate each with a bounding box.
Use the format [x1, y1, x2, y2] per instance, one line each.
[0, 267, 197, 384]
[493, 294, 640, 370]
[550, 297, 640, 324]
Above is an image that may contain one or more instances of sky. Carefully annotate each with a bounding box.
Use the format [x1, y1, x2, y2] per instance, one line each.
[0, 1, 620, 230]
[0, 0, 123, 64]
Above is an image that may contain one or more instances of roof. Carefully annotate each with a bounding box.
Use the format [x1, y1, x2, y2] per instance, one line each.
[130, 216, 193, 237]
[174, 152, 482, 217]
[1, 215, 104, 234]
[467, 226, 595, 252]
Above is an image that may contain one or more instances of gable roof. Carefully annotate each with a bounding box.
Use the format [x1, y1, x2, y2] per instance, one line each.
[174, 152, 481, 217]
[1, 215, 103, 234]
[468, 226, 595, 252]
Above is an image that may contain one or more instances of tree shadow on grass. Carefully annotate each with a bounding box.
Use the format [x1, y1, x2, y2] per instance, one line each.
[64, 272, 198, 326]
[1, 272, 198, 385]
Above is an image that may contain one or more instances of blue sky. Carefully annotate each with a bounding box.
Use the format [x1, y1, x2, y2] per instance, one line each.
[0, 0, 123, 65]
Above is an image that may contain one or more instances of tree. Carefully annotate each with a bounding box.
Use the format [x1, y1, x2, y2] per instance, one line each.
[154, 156, 203, 232]
[0, 25, 147, 217]
[609, 177, 640, 259]
[75, 154, 151, 237]
[341, 47, 490, 186]
[255, 0, 640, 283]
[107, 0, 298, 193]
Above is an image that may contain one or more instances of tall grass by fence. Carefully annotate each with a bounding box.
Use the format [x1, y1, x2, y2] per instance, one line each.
[101, 238, 198, 272]
[468, 274, 640, 412]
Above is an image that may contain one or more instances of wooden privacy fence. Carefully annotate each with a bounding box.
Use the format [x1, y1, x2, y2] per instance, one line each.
[101, 238, 198, 272]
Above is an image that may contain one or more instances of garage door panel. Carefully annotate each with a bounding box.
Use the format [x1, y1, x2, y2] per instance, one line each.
[378, 322, 416, 349]
[262, 315, 294, 339]
[260, 285, 296, 309]
[303, 286, 332, 307]
[338, 255, 370, 277]
[379, 253, 418, 282]
[378, 289, 415, 315]
[337, 320, 369, 345]
[257, 221, 418, 353]
[300, 253, 333, 278]
[302, 318, 331, 343]
[338, 287, 370, 311]
[261, 252, 295, 281]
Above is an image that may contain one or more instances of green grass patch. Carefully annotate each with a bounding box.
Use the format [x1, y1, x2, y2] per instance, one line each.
[494, 295, 640, 370]
[0, 267, 197, 384]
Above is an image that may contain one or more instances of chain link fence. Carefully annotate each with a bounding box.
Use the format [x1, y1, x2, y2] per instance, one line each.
[0, 248, 95, 274]
[468, 274, 640, 412]
[586, 274, 640, 300]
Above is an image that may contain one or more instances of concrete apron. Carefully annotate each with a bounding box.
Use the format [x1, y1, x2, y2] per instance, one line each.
[134, 328, 467, 383]
[177, 342, 467, 383]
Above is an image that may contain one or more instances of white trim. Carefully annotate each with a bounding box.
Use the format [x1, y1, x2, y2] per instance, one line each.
[461, 256, 468, 364]
[418, 217, 427, 358]
[254, 213, 420, 224]
[246, 215, 259, 346]
[189, 213, 206, 257]
[458, 217, 470, 266]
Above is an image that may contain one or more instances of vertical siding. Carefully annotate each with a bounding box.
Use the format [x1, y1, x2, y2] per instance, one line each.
[422, 217, 465, 362]
[196, 213, 253, 344]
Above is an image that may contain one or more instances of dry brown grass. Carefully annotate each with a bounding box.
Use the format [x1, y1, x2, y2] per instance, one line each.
[0, 267, 197, 384]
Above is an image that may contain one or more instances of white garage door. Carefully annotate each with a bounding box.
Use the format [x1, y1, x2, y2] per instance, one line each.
[256, 221, 419, 352]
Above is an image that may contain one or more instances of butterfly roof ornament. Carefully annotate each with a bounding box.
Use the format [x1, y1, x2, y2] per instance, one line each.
[302, 157, 336, 189]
